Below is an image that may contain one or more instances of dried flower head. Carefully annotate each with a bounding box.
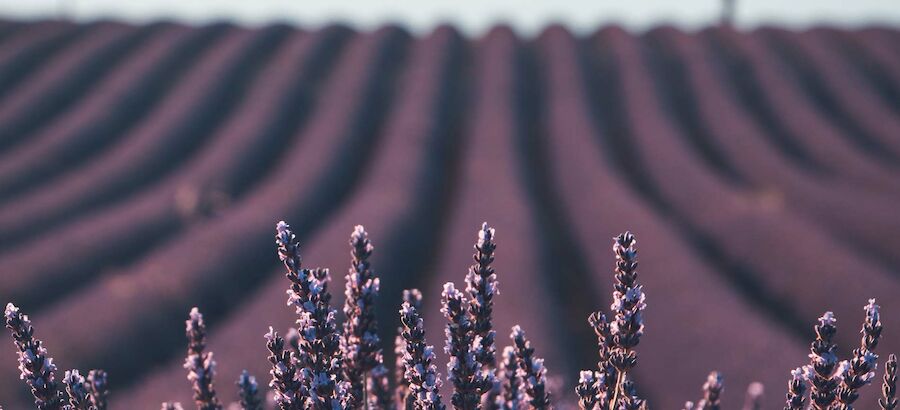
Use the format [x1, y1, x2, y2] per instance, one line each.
[511, 325, 551, 410]
[183, 307, 222, 410]
[399, 296, 445, 410]
[237, 370, 263, 410]
[4, 302, 66, 410]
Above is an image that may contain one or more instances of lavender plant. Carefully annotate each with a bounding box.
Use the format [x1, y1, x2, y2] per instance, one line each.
[807, 311, 843, 410]
[834, 299, 883, 409]
[510, 325, 551, 410]
[396, 288, 424, 409]
[442, 282, 493, 410]
[342, 225, 390, 409]
[399, 294, 445, 410]
[265, 327, 306, 409]
[496, 346, 523, 410]
[4, 303, 66, 410]
[183, 307, 222, 410]
[6, 221, 900, 410]
[237, 370, 263, 410]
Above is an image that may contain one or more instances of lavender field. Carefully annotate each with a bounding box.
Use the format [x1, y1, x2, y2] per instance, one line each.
[1, 19, 900, 408]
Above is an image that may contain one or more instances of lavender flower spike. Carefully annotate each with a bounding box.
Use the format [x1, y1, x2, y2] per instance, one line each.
[443, 282, 493, 410]
[835, 298, 883, 409]
[467, 223, 499, 369]
[510, 326, 551, 410]
[237, 370, 263, 410]
[784, 367, 809, 410]
[880, 354, 898, 410]
[808, 312, 840, 410]
[396, 289, 424, 410]
[496, 346, 522, 410]
[265, 327, 306, 409]
[63, 369, 92, 410]
[4, 302, 66, 410]
[162, 403, 185, 410]
[86, 370, 109, 410]
[183, 307, 222, 410]
[399, 296, 445, 410]
[607, 232, 645, 410]
[343, 225, 388, 408]
[696, 371, 723, 410]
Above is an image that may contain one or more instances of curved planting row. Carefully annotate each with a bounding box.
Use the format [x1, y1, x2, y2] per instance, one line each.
[0, 25, 276, 249]
[705, 27, 900, 196]
[0, 22, 152, 166]
[647, 28, 900, 275]
[0, 21, 80, 113]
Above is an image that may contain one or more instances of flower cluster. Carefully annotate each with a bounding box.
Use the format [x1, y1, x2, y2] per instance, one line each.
[835, 299, 883, 409]
[578, 232, 646, 410]
[237, 370, 263, 410]
[5, 302, 66, 410]
[85, 370, 109, 410]
[395, 288, 423, 409]
[497, 346, 523, 410]
[342, 225, 390, 408]
[510, 326, 551, 410]
[399, 297, 445, 410]
[183, 307, 222, 410]
[442, 282, 494, 409]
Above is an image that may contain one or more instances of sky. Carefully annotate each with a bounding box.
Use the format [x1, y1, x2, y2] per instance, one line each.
[1, 0, 899, 35]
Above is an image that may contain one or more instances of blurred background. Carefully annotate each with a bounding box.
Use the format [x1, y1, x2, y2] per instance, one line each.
[1, 1, 899, 408]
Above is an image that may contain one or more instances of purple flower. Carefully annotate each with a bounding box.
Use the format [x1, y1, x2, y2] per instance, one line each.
[342, 225, 389, 408]
[696, 371, 723, 410]
[399, 295, 445, 410]
[496, 346, 523, 410]
[4, 302, 66, 410]
[237, 370, 263, 410]
[86, 370, 109, 410]
[183, 307, 222, 410]
[510, 326, 551, 410]
[442, 282, 493, 409]
[785, 367, 809, 410]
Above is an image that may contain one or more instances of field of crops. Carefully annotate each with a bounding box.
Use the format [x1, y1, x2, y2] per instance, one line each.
[0, 20, 899, 408]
